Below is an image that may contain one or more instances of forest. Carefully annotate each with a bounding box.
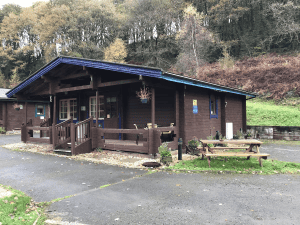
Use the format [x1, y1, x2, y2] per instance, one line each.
[1, 0, 300, 97]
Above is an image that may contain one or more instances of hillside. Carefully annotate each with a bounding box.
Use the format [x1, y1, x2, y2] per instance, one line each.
[171, 53, 300, 100]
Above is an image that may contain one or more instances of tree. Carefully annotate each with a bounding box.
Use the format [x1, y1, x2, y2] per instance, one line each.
[0, 71, 7, 88]
[104, 38, 127, 63]
[9, 69, 20, 88]
[174, 4, 217, 76]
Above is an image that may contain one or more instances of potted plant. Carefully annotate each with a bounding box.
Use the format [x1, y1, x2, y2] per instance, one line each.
[136, 86, 151, 103]
[246, 131, 252, 139]
[159, 143, 172, 165]
[13, 103, 20, 111]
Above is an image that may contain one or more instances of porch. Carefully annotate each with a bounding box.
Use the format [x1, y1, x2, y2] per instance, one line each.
[21, 118, 178, 155]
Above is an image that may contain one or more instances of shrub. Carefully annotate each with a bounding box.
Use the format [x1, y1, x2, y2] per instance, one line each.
[0, 127, 6, 134]
[158, 143, 171, 157]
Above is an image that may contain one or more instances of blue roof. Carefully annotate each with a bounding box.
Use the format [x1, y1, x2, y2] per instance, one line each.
[6, 56, 257, 98]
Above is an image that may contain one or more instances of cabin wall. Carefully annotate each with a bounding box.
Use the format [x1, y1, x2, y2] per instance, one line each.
[224, 93, 245, 135]
[2, 102, 50, 131]
[123, 84, 175, 140]
[182, 86, 222, 146]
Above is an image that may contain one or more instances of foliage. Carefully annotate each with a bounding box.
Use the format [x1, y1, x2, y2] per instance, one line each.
[0, 127, 6, 133]
[9, 69, 20, 88]
[0, 71, 8, 88]
[104, 38, 127, 63]
[188, 138, 200, 148]
[169, 157, 300, 175]
[158, 142, 171, 157]
[173, 4, 216, 76]
[0, 185, 47, 224]
[247, 98, 300, 126]
[136, 86, 151, 100]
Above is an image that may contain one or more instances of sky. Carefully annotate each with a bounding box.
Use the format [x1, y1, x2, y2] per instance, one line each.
[0, 0, 48, 8]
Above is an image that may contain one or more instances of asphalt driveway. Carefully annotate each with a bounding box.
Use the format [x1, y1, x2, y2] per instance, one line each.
[1, 137, 300, 224]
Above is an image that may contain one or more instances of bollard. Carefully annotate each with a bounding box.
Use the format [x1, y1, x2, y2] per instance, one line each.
[178, 138, 183, 160]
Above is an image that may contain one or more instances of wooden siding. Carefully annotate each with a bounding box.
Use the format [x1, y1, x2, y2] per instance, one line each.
[1, 102, 50, 131]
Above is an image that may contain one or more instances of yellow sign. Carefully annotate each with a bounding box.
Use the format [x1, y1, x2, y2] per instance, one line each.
[193, 100, 197, 106]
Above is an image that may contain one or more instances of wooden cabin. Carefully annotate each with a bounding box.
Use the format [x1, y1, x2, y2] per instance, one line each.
[6, 56, 257, 155]
[0, 88, 50, 132]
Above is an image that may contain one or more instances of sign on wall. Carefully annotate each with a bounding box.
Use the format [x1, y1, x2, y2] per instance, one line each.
[193, 99, 198, 114]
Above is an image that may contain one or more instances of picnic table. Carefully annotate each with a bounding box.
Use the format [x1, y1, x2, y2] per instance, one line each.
[199, 139, 270, 167]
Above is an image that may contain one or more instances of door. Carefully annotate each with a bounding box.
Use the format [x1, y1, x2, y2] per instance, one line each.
[104, 96, 119, 139]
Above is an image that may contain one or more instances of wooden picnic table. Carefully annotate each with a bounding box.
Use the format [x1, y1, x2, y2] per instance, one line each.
[199, 139, 269, 167]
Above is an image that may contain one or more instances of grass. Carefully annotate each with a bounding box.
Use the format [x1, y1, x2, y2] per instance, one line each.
[99, 184, 111, 189]
[169, 157, 300, 175]
[0, 185, 47, 225]
[261, 139, 300, 146]
[247, 98, 300, 126]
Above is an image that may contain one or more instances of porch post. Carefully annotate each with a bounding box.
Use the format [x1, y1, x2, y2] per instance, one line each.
[96, 90, 99, 128]
[25, 101, 27, 125]
[151, 87, 155, 126]
[175, 90, 179, 130]
[52, 95, 57, 149]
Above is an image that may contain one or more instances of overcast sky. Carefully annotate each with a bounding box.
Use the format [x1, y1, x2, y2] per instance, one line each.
[1, 0, 48, 9]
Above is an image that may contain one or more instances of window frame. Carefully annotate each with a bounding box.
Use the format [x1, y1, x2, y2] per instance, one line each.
[209, 95, 218, 119]
[89, 95, 105, 120]
[59, 98, 77, 120]
[35, 104, 46, 117]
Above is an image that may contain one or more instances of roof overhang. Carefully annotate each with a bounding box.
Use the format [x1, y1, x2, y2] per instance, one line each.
[7, 56, 257, 98]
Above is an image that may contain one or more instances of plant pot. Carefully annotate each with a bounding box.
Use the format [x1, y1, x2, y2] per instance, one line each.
[15, 108, 20, 111]
[160, 156, 172, 164]
[141, 98, 148, 103]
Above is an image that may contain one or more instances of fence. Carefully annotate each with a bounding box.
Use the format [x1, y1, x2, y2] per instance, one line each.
[247, 126, 300, 141]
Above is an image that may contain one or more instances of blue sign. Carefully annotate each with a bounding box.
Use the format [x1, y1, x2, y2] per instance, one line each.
[193, 105, 198, 114]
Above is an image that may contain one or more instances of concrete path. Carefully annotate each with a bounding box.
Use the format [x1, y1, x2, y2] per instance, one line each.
[1, 137, 300, 224]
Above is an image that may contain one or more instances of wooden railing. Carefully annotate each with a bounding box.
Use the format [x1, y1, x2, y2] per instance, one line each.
[94, 126, 178, 155]
[40, 118, 51, 138]
[70, 118, 93, 155]
[53, 117, 73, 149]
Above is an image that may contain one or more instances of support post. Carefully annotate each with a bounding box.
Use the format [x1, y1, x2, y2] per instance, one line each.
[52, 95, 57, 149]
[71, 122, 75, 155]
[3, 102, 7, 131]
[25, 101, 27, 125]
[96, 90, 99, 128]
[151, 87, 155, 127]
[175, 90, 179, 130]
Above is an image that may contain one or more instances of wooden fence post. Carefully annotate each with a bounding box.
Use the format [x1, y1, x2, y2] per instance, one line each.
[52, 126, 56, 149]
[49, 126, 52, 144]
[71, 123, 75, 155]
[148, 128, 154, 155]
[21, 124, 27, 143]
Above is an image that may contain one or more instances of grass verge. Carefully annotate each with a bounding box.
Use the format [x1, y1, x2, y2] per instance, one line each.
[247, 98, 300, 126]
[261, 139, 300, 146]
[0, 185, 47, 225]
[169, 157, 300, 175]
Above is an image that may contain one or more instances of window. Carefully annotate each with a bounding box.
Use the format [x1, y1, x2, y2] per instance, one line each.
[35, 104, 45, 117]
[210, 95, 218, 119]
[59, 99, 77, 120]
[89, 96, 105, 119]
[106, 97, 117, 118]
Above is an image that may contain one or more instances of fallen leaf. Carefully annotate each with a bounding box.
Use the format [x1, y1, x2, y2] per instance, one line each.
[176, 184, 181, 186]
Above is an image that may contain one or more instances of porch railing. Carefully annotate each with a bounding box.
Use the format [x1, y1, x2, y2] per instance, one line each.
[70, 117, 93, 155]
[94, 126, 178, 155]
[53, 117, 73, 149]
[21, 119, 52, 144]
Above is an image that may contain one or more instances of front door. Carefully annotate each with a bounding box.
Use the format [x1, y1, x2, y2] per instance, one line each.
[104, 96, 119, 139]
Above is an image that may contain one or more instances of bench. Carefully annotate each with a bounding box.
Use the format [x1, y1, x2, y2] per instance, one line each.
[205, 153, 270, 167]
[200, 139, 269, 168]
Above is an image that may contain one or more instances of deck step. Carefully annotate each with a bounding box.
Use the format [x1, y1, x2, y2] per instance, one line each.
[54, 149, 72, 156]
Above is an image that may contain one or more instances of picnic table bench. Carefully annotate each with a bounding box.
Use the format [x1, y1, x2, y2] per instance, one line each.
[199, 139, 270, 167]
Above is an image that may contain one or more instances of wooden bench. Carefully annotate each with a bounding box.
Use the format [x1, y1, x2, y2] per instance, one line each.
[205, 152, 270, 167]
[199, 139, 270, 168]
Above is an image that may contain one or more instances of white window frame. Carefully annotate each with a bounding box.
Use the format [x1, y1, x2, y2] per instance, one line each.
[59, 98, 77, 120]
[89, 96, 105, 120]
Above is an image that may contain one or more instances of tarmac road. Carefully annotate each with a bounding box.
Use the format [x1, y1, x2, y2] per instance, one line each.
[0, 136, 300, 224]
